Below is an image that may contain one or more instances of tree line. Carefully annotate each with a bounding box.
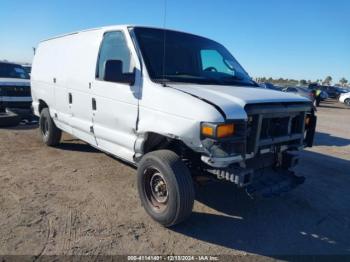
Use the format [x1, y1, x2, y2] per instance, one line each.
[255, 76, 349, 87]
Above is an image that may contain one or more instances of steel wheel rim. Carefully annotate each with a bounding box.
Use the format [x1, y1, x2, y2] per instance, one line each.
[144, 167, 169, 213]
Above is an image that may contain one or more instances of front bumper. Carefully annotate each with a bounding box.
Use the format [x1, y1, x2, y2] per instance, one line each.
[206, 150, 300, 186]
[200, 102, 315, 168]
[206, 150, 304, 197]
[6, 107, 34, 118]
[201, 154, 246, 168]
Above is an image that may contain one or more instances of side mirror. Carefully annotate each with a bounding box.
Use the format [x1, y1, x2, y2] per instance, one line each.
[104, 60, 135, 85]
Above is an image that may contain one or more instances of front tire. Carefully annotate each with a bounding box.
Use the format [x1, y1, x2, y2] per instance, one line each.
[39, 108, 62, 146]
[137, 150, 195, 227]
[344, 98, 350, 106]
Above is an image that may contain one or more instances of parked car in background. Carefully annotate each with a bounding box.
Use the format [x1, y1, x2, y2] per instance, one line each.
[259, 82, 282, 91]
[282, 86, 315, 101]
[339, 92, 350, 106]
[320, 90, 329, 100]
[31, 25, 316, 227]
[315, 85, 346, 99]
[334, 86, 350, 98]
[259, 83, 282, 91]
[321, 86, 338, 98]
[0, 62, 32, 126]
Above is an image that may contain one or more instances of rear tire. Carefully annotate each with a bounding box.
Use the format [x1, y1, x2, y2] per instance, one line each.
[39, 108, 62, 146]
[0, 109, 20, 127]
[137, 150, 195, 227]
[344, 98, 350, 106]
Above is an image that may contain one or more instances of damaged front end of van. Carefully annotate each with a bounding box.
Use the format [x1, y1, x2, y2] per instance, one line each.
[198, 102, 316, 198]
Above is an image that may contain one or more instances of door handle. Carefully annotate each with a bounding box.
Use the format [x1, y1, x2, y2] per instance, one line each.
[92, 98, 96, 110]
[68, 93, 73, 104]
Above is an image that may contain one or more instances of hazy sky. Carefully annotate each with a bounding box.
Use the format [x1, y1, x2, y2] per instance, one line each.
[0, 0, 349, 82]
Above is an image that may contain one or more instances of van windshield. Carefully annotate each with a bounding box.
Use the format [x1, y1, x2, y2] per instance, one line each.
[0, 62, 30, 79]
[132, 27, 256, 87]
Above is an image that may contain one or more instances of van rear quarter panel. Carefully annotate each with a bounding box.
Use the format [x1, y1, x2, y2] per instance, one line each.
[31, 30, 102, 125]
[31, 39, 63, 114]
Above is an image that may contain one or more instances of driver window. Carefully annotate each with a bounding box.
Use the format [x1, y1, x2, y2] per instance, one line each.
[200, 49, 233, 74]
[97, 31, 133, 80]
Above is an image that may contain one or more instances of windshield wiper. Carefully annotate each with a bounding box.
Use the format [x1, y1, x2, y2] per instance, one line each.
[154, 75, 222, 85]
[153, 75, 254, 86]
[219, 75, 257, 86]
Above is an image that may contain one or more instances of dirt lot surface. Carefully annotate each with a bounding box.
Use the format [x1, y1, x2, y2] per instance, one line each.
[0, 100, 349, 259]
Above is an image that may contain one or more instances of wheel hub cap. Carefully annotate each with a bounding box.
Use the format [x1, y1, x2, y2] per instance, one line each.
[150, 173, 168, 203]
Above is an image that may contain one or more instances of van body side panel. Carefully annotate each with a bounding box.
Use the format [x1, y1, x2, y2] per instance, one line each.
[31, 39, 72, 133]
[31, 26, 142, 162]
[137, 79, 224, 151]
[32, 31, 104, 145]
[61, 31, 102, 146]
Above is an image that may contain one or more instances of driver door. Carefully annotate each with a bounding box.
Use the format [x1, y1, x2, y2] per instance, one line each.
[92, 30, 140, 162]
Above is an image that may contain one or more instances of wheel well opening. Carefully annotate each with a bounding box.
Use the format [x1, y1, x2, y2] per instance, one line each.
[142, 132, 199, 157]
[143, 133, 171, 155]
[38, 100, 48, 113]
[141, 132, 201, 170]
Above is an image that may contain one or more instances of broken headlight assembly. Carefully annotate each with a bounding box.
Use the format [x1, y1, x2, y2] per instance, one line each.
[200, 121, 247, 158]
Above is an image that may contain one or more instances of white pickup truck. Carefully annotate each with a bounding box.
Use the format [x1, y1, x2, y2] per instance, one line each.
[0, 61, 32, 126]
[31, 25, 316, 226]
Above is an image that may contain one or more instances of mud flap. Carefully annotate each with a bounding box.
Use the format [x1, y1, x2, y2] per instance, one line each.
[246, 169, 305, 198]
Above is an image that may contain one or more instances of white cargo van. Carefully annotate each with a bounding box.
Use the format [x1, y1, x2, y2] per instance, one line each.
[31, 25, 316, 226]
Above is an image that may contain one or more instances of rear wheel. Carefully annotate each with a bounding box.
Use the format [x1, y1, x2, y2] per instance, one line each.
[344, 98, 350, 106]
[39, 108, 62, 146]
[137, 150, 195, 227]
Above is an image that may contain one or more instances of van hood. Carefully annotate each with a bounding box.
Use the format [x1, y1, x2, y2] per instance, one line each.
[0, 78, 30, 86]
[169, 84, 310, 119]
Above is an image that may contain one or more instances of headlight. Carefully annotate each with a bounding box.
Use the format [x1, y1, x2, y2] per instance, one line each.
[200, 121, 247, 158]
[201, 122, 235, 139]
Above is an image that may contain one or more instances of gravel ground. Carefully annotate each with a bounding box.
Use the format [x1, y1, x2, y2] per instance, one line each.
[0, 99, 349, 259]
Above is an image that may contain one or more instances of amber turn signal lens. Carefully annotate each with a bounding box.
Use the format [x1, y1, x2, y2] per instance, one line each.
[217, 123, 235, 138]
[201, 125, 214, 137]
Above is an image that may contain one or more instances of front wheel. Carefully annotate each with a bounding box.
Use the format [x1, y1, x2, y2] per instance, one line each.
[137, 150, 195, 227]
[39, 108, 62, 146]
[344, 98, 350, 107]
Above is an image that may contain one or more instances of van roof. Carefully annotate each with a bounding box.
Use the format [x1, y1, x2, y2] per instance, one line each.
[39, 25, 199, 43]
[40, 24, 128, 42]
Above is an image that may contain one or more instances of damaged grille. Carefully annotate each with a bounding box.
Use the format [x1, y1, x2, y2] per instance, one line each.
[245, 102, 311, 154]
[260, 116, 290, 139]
